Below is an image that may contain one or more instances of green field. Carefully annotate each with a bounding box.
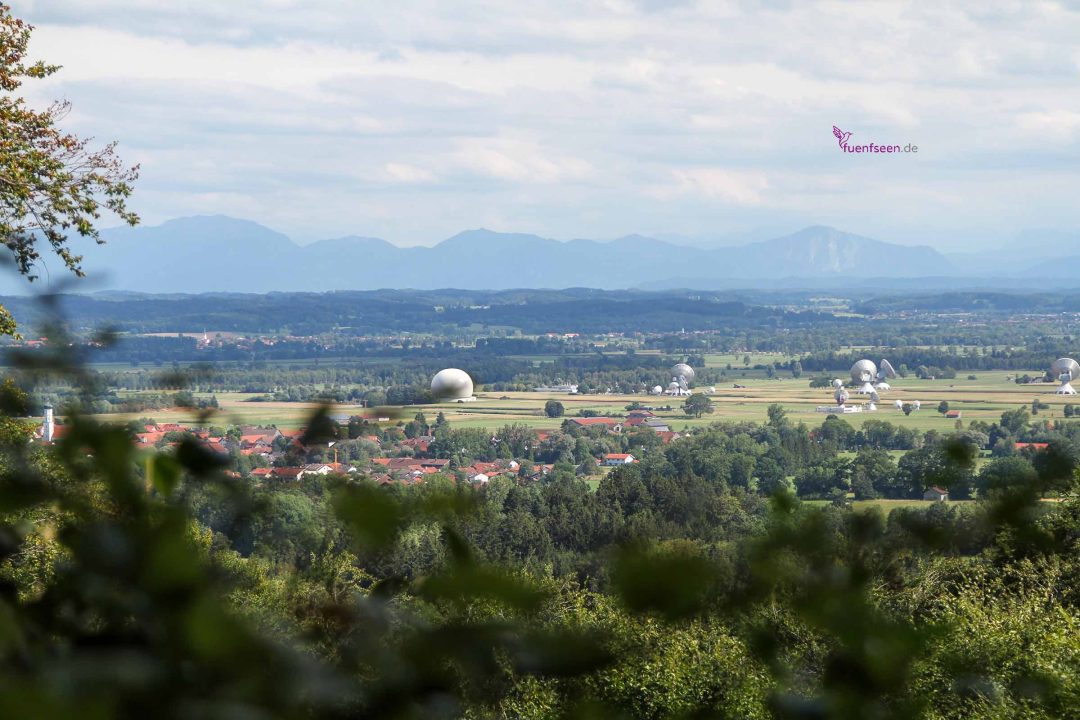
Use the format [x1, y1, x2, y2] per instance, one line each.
[95, 370, 1076, 437]
[804, 498, 970, 512]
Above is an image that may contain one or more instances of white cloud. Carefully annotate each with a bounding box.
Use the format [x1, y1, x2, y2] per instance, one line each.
[453, 138, 594, 184]
[658, 169, 769, 205]
[15, 0, 1080, 245]
[1016, 110, 1080, 140]
[384, 162, 436, 183]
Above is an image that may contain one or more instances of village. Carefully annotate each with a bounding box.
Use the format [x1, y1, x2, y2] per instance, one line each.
[33, 407, 684, 488]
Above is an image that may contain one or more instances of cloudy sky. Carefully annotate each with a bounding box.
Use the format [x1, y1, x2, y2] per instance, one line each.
[19, 1, 1080, 248]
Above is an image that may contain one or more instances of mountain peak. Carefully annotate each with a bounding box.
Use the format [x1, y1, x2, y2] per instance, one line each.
[437, 228, 556, 250]
[777, 226, 875, 244]
[157, 214, 287, 235]
[745, 226, 953, 276]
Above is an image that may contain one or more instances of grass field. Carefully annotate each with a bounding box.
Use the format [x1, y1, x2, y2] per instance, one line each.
[804, 498, 970, 512]
[427, 370, 1073, 434]
[92, 370, 1077, 438]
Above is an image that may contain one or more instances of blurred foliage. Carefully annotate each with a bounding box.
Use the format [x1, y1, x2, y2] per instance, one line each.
[0, 319, 1078, 720]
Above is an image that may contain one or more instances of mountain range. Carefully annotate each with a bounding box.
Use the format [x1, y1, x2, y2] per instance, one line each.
[2, 216, 1074, 294]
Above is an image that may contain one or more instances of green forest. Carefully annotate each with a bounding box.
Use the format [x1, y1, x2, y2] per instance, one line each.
[2, 375, 1079, 718]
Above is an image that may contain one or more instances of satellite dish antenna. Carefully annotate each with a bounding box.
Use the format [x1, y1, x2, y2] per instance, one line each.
[666, 363, 695, 396]
[834, 384, 849, 406]
[894, 399, 904, 410]
[1051, 357, 1079, 395]
[876, 359, 897, 390]
[850, 359, 878, 395]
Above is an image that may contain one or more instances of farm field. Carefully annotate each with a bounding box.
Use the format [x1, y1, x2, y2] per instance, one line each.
[94, 370, 1079, 435]
[428, 370, 1074, 433]
[94, 397, 367, 430]
[804, 498, 972, 512]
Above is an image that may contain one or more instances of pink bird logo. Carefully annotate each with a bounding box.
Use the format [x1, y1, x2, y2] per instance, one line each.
[832, 125, 852, 149]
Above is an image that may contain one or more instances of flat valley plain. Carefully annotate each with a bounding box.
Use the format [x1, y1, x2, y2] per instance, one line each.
[97, 356, 1074, 434]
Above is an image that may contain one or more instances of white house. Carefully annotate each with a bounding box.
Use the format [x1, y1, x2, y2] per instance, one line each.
[602, 453, 636, 466]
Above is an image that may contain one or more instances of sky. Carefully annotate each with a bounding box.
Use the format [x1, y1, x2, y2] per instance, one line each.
[18, 1, 1080, 249]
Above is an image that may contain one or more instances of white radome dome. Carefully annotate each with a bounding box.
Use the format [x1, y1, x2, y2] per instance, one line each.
[431, 368, 474, 400]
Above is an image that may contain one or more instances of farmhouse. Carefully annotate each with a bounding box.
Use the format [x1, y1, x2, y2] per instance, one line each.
[568, 417, 623, 432]
[923, 486, 949, 502]
[602, 453, 637, 466]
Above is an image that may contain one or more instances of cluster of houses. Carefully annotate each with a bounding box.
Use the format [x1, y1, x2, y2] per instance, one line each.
[134, 422, 307, 460]
[567, 410, 682, 445]
[115, 419, 649, 485]
[367, 456, 558, 485]
[250, 463, 356, 481]
[33, 404, 683, 487]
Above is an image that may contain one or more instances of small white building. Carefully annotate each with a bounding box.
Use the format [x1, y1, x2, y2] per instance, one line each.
[534, 384, 579, 394]
[815, 405, 863, 414]
[923, 486, 949, 502]
[602, 453, 636, 466]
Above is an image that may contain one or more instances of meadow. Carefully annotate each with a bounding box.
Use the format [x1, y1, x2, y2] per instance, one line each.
[101, 368, 1075, 436]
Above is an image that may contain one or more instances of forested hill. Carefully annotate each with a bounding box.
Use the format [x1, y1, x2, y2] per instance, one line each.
[0, 289, 837, 336]
[3, 288, 1079, 338]
[6, 289, 1080, 343]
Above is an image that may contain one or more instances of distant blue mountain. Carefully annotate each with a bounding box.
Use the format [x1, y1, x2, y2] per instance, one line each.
[0, 216, 985, 294]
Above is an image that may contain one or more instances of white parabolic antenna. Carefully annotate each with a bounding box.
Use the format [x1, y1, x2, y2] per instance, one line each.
[876, 359, 897, 390]
[850, 359, 878, 395]
[1051, 357, 1080, 395]
[666, 363, 695, 396]
[831, 379, 848, 406]
[671, 363, 695, 384]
